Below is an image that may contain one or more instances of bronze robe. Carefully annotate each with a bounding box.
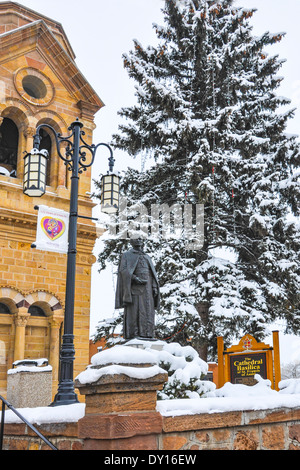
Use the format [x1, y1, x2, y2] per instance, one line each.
[115, 248, 160, 339]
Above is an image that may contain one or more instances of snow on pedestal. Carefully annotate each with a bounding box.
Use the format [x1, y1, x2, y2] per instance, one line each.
[75, 344, 168, 414]
[75, 339, 214, 404]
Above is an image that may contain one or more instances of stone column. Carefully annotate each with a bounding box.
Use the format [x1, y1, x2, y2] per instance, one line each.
[24, 126, 36, 153]
[48, 312, 64, 392]
[13, 308, 30, 362]
[75, 345, 168, 450]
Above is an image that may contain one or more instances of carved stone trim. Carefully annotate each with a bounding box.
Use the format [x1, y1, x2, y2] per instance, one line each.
[14, 312, 30, 327]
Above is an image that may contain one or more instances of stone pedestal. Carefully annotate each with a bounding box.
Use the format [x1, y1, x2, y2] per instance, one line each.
[75, 344, 168, 450]
[7, 363, 52, 408]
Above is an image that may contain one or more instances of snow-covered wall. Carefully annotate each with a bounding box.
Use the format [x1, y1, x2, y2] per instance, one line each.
[2, 404, 300, 450]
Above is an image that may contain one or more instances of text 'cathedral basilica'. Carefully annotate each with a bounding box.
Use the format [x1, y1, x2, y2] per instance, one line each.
[0, 1, 103, 398]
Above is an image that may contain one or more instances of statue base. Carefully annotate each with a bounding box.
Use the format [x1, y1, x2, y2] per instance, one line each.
[123, 337, 166, 351]
[75, 344, 168, 450]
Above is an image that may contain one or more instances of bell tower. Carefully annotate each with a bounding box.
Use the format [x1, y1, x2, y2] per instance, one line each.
[0, 1, 104, 398]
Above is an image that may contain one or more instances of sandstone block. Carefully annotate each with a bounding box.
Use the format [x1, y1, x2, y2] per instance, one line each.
[78, 411, 163, 440]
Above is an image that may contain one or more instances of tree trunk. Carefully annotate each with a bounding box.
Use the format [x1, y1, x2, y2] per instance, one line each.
[194, 301, 209, 362]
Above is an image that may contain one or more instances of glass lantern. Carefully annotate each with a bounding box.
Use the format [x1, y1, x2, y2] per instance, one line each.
[101, 172, 120, 214]
[23, 148, 48, 197]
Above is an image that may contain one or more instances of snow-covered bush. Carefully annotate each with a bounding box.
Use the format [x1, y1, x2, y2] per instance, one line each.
[126, 340, 216, 399]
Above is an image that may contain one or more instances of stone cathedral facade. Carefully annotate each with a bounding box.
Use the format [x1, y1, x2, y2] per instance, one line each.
[0, 2, 103, 398]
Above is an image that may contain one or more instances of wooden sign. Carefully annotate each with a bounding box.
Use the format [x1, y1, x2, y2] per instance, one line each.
[217, 331, 281, 390]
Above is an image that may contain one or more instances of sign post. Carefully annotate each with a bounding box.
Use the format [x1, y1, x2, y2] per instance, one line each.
[217, 331, 281, 390]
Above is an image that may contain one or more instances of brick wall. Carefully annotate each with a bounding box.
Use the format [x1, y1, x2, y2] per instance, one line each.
[2, 407, 300, 451]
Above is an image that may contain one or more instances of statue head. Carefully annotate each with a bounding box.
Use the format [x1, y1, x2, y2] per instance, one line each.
[130, 238, 144, 251]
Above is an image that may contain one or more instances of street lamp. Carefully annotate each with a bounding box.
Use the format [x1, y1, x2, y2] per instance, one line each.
[100, 151, 120, 214]
[23, 148, 49, 197]
[23, 118, 118, 406]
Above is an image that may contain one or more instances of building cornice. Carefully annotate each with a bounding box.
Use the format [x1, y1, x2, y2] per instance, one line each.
[0, 1, 76, 59]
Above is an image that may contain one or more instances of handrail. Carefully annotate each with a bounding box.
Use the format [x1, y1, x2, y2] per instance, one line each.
[0, 395, 57, 450]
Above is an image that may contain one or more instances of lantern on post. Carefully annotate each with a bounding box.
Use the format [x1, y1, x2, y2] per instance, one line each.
[101, 150, 120, 214]
[23, 148, 48, 197]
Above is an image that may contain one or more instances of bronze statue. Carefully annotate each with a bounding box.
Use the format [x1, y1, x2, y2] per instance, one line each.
[115, 238, 160, 340]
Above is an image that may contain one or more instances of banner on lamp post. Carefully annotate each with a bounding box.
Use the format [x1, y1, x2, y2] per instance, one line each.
[33, 205, 69, 254]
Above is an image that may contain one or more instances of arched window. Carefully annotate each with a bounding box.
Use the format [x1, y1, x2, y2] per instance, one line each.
[28, 304, 46, 317]
[0, 302, 11, 314]
[0, 118, 19, 177]
[39, 128, 52, 186]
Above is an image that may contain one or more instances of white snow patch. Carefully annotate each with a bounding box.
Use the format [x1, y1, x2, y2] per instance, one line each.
[76, 364, 166, 385]
[157, 393, 300, 417]
[90, 344, 158, 366]
[3, 403, 85, 425]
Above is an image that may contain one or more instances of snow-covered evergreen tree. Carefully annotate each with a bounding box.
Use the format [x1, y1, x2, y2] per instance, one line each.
[94, 0, 300, 360]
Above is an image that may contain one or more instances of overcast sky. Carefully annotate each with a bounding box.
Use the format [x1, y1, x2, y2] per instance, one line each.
[16, 0, 300, 341]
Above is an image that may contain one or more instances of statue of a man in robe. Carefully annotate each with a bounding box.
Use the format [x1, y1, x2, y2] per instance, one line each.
[115, 238, 160, 340]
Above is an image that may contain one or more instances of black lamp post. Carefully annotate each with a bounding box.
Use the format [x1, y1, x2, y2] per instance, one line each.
[23, 118, 118, 406]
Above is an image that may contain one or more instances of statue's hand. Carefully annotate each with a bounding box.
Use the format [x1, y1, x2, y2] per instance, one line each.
[133, 275, 147, 285]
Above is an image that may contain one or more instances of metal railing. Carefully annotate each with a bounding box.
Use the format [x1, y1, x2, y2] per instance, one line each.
[0, 395, 57, 450]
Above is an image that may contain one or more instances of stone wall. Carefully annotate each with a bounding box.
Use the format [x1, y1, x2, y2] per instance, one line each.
[2, 422, 83, 451]
[2, 344, 300, 451]
[2, 407, 300, 451]
[160, 407, 300, 450]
